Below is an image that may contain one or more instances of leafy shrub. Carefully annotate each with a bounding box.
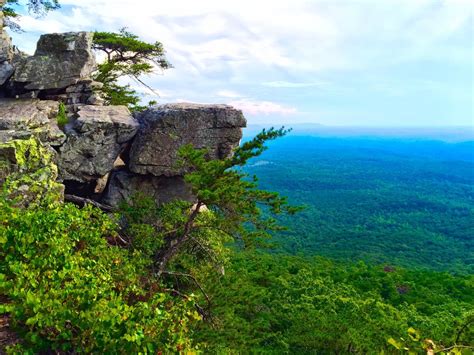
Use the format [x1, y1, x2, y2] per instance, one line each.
[0, 200, 200, 353]
[56, 102, 68, 127]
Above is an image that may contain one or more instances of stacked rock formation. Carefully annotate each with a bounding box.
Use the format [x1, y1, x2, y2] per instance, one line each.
[0, 23, 246, 208]
[104, 103, 246, 206]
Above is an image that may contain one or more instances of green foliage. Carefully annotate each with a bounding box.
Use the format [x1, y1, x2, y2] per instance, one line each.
[388, 325, 474, 354]
[196, 251, 474, 353]
[178, 128, 302, 250]
[0, 200, 200, 353]
[118, 193, 174, 258]
[2, 0, 60, 30]
[56, 102, 68, 127]
[2, 131, 470, 353]
[92, 28, 170, 111]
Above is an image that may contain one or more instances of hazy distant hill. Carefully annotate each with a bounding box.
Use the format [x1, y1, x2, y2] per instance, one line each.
[245, 124, 474, 143]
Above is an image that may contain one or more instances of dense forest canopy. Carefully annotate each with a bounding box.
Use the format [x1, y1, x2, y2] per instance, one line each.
[245, 136, 474, 274]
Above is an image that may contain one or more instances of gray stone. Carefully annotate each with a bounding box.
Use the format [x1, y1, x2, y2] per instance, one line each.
[13, 32, 96, 91]
[42, 80, 105, 107]
[102, 170, 194, 208]
[129, 103, 246, 176]
[0, 18, 12, 63]
[0, 10, 13, 86]
[0, 98, 66, 145]
[58, 105, 139, 182]
[0, 61, 13, 85]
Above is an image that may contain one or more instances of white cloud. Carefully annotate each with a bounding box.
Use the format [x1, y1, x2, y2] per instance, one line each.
[228, 99, 297, 116]
[215, 90, 243, 98]
[15, 0, 472, 73]
[8, 0, 472, 125]
[262, 81, 329, 88]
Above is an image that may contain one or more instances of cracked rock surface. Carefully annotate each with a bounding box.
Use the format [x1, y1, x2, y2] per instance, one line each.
[103, 170, 194, 207]
[0, 99, 65, 145]
[58, 105, 139, 182]
[129, 103, 246, 176]
[13, 32, 96, 91]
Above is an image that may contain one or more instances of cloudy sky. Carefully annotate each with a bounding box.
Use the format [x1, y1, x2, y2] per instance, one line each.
[10, 0, 474, 126]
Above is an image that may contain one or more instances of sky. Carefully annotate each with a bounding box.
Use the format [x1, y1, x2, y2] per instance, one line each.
[9, 0, 474, 126]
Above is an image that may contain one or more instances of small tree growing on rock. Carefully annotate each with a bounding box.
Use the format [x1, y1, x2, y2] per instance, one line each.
[92, 28, 171, 111]
[120, 128, 301, 277]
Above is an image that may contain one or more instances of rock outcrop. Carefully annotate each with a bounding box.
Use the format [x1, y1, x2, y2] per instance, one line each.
[103, 171, 193, 207]
[0, 99, 65, 145]
[129, 103, 246, 176]
[0, 25, 247, 209]
[58, 105, 138, 182]
[13, 32, 96, 91]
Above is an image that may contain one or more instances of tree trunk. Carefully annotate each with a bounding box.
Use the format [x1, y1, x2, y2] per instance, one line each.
[155, 202, 202, 277]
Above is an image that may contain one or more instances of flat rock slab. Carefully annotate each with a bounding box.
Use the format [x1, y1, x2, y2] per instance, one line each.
[129, 103, 246, 176]
[58, 105, 139, 182]
[13, 32, 96, 91]
[0, 99, 65, 145]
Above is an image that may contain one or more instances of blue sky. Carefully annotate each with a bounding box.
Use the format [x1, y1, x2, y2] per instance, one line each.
[10, 0, 474, 126]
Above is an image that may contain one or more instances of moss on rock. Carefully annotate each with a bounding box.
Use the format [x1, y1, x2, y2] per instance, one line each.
[0, 137, 64, 207]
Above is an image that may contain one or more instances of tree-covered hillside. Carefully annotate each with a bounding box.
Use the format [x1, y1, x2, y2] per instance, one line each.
[196, 251, 474, 353]
[245, 135, 474, 274]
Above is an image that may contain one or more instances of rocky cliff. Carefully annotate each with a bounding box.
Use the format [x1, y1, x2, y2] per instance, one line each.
[0, 21, 246, 208]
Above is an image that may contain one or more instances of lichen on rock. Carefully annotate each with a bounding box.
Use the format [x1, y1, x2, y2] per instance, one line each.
[12, 32, 96, 91]
[0, 99, 65, 146]
[0, 137, 64, 207]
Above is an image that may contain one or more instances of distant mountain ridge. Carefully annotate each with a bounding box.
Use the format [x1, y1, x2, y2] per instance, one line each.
[245, 123, 474, 143]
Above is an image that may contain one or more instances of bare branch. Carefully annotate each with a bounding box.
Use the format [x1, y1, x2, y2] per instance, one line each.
[161, 271, 211, 307]
[154, 201, 203, 277]
[65, 194, 115, 212]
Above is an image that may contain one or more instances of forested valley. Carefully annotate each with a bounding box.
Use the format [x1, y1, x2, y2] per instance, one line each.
[194, 134, 474, 353]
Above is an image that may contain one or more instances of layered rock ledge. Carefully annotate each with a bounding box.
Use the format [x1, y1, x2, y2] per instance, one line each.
[129, 103, 246, 176]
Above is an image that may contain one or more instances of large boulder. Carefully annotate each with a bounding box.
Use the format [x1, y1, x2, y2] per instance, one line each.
[0, 98, 65, 145]
[102, 170, 194, 208]
[129, 103, 246, 176]
[58, 105, 139, 182]
[13, 32, 96, 91]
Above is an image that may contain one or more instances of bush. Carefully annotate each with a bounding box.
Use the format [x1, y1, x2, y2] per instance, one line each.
[56, 102, 68, 127]
[0, 200, 200, 353]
